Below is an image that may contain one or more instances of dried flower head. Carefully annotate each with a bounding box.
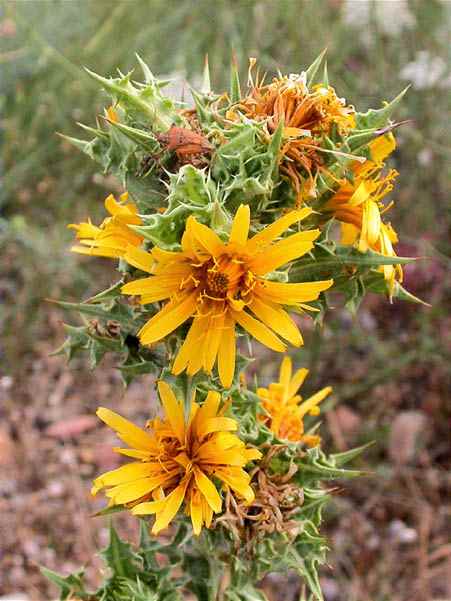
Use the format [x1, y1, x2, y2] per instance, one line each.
[231, 68, 355, 203]
[217, 445, 304, 545]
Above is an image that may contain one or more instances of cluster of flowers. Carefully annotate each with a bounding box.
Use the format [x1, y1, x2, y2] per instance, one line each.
[57, 54, 415, 598]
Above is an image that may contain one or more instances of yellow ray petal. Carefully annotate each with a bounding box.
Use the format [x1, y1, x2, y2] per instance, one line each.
[247, 208, 312, 252]
[193, 467, 222, 512]
[152, 479, 189, 534]
[92, 462, 153, 493]
[349, 181, 370, 207]
[214, 467, 254, 504]
[70, 245, 123, 259]
[361, 199, 381, 249]
[123, 245, 154, 273]
[213, 431, 244, 451]
[229, 204, 250, 245]
[197, 417, 237, 439]
[197, 390, 221, 422]
[279, 356, 292, 389]
[243, 448, 262, 462]
[104, 194, 141, 224]
[217, 315, 236, 389]
[68, 222, 100, 238]
[112, 447, 150, 460]
[191, 391, 222, 439]
[248, 297, 302, 346]
[257, 279, 333, 305]
[196, 436, 240, 460]
[152, 246, 183, 263]
[105, 477, 155, 504]
[138, 292, 197, 345]
[298, 386, 332, 419]
[202, 312, 225, 373]
[340, 223, 359, 245]
[157, 381, 186, 444]
[369, 133, 396, 164]
[190, 488, 203, 535]
[288, 367, 309, 398]
[231, 309, 286, 352]
[172, 315, 207, 376]
[121, 276, 180, 301]
[96, 407, 156, 451]
[197, 447, 248, 467]
[249, 230, 320, 275]
[188, 217, 223, 256]
[202, 495, 213, 528]
[131, 498, 167, 515]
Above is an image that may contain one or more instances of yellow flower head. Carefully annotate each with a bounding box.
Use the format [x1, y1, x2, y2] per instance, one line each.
[68, 192, 143, 260]
[106, 105, 119, 123]
[121, 205, 333, 388]
[257, 356, 331, 445]
[325, 134, 403, 296]
[92, 382, 261, 535]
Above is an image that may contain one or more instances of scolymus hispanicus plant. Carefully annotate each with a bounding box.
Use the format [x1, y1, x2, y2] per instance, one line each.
[47, 52, 421, 601]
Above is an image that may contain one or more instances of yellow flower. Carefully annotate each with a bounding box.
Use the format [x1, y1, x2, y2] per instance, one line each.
[106, 105, 119, 123]
[121, 205, 333, 388]
[257, 356, 331, 445]
[92, 381, 261, 535]
[325, 134, 402, 296]
[68, 192, 143, 259]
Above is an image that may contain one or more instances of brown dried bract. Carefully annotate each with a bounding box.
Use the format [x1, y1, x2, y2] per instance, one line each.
[88, 319, 121, 338]
[216, 444, 304, 549]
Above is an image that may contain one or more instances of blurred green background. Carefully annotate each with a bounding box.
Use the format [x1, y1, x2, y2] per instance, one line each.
[1, 1, 450, 600]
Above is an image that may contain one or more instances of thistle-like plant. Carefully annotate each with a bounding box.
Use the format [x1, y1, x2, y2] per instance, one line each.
[47, 53, 420, 600]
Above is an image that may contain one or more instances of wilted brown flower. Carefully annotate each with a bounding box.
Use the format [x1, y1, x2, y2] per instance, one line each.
[216, 444, 304, 547]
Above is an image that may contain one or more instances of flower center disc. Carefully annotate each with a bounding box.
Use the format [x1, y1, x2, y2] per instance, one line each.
[197, 255, 248, 301]
[206, 270, 229, 298]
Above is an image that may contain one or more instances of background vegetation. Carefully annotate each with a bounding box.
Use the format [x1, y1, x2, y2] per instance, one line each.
[1, 1, 450, 600]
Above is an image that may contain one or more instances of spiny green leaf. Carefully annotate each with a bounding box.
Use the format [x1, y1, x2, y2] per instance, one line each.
[119, 359, 161, 385]
[86, 280, 124, 303]
[49, 298, 138, 329]
[355, 86, 410, 132]
[230, 53, 241, 103]
[291, 246, 416, 282]
[135, 53, 156, 84]
[40, 567, 88, 600]
[107, 120, 160, 152]
[84, 66, 175, 131]
[101, 523, 141, 579]
[393, 281, 430, 305]
[306, 48, 327, 87]
[50, 324, 89, 360]
[364, 271, 430, 305]
[330, 441, 375, 467]
[57, 132, 91, 154]
[296, 557, 324, 601]
[76, 121, 109, 139]
[201, 54, 211, 94]
[93, 503, 127, 518]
